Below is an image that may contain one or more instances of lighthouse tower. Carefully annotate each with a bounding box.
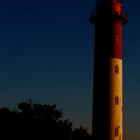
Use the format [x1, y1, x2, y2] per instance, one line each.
[90, 0, 127, 140]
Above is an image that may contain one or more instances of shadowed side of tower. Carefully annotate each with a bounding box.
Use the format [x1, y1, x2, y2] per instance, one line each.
[90, 0, 127, 140]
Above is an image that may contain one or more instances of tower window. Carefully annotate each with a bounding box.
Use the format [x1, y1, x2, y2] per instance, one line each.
[114, 34, 119, 43]
[115, 65, 119, 74]
[115, 96, 119, 105]
[115, 126, 120, 137]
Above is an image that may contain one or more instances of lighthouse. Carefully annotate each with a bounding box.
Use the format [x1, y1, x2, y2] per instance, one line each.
[90, 0, 127, 140]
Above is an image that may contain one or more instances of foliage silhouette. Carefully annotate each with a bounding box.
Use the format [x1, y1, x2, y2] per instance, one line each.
[0, 100, 91, 140]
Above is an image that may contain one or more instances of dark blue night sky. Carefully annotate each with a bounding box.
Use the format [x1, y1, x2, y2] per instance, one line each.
[0, 0, 139, 139]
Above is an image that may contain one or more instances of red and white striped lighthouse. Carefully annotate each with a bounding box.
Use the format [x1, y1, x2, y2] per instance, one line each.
[90, 0, 127, 140]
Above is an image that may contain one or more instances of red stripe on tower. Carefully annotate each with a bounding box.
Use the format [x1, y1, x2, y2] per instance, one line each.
[112, 22, 122, 59]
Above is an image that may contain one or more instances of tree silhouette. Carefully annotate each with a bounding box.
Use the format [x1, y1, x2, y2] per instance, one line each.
[72, 126, 92, 140]
[0, 100, 91, 140]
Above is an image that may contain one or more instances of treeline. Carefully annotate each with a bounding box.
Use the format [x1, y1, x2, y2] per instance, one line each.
[0, 100, 92, 140]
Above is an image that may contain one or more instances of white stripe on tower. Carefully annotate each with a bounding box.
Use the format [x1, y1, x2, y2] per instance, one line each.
[110, 58, 122, 140]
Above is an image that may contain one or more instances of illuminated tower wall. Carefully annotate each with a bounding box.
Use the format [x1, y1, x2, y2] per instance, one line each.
[90, 0, 127, 140]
